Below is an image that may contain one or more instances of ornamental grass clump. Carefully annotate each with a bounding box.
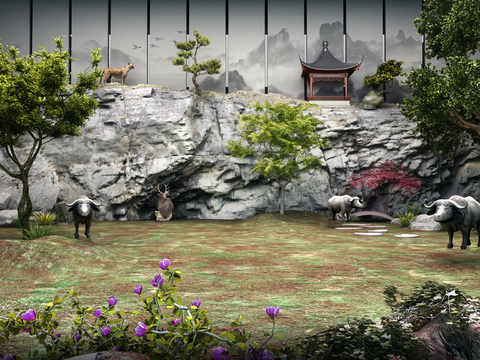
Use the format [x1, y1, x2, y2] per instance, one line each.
[34, 211, 57, 225]
[397, 211, 417, 227]
[0, 258, 293, 360]
[23, 221, 57, 240]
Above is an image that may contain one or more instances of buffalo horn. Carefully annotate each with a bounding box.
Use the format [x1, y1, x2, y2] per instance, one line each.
[88, 198, 102, 206]
[423, 199, 439, 208]
[447, 199, 467, 209]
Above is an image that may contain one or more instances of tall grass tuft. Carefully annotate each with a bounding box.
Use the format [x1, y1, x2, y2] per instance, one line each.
[397, 212, 417, 227]
[34, 211, 57, 225]
[23, 222, 57, 240]
[405, 204, 422, 216]
[10, 215, 23, 228]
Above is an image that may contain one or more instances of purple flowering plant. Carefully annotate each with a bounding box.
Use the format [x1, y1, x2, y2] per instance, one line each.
[0, 258, 294, 360]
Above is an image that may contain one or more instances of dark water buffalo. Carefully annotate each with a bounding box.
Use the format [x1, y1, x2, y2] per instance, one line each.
[327, 195, 364, 221]
[424, 195, 480, 249]
[66, 196, 102, 239]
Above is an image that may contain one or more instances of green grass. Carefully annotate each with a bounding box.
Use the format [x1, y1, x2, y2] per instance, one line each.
[1, 211, 480, 357]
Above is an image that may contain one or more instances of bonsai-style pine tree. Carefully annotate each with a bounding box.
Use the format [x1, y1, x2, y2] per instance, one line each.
[172, 30, 222, 96]
[227, 101, 329, 215]
[364, 59, 404, 94]
[0, 37, 102, 233]
[401, 0, 480, 157]
[347, 161, 421, 215]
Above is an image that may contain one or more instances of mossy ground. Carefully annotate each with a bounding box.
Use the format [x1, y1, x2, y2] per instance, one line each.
[1, 211, 479, 357]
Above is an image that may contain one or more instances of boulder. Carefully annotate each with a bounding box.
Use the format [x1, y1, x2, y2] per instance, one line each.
[360, 90, 384, 109]
[0, 192, 11, 210]
[409, 214, 443, 231]
[0, 210, 19, 227]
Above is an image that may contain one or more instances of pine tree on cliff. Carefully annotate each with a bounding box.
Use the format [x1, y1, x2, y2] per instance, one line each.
[172, 30, 222, 96]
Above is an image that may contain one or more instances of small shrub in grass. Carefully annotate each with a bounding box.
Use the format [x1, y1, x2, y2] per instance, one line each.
[397, 212, 417, 227]
[10, 215, 22, 229]
[34, 211, 57, 225]
[23, 222, 57, 240]
[297, 317, 429, 360]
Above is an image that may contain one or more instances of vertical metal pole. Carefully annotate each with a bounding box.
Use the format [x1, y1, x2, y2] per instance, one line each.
[147, 0, 150, 84]
[264, 0, 268, 94]
[29, 0, 33, 55]
[382, 0, 386, 100]
[225, 0, 229, 94]
[343, 0, 347, 63]
[186, 0, 190, 90]
[304, 0, 307, 100]
[421, 0, 425, 67]
[69, 0, 73, 84]
[108, 0, 111, 67]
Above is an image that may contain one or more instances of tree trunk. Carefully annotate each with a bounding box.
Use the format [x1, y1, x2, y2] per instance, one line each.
[280, 184, 285, 215]
[18, 171, 33, 235]
[191, 74, 202, 96]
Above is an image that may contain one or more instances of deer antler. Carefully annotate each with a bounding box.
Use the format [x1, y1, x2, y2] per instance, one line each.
[164, 183, 170, 193]
[156, 183, 163, 194]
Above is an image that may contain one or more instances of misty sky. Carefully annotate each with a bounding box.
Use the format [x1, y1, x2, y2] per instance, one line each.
[0, 0, 423, 100]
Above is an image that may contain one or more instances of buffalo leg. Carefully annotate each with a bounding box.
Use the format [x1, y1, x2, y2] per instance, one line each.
[85, 220, 91, 238]
[477, 223, 480, 247]
[74, 222, 80, 239]
[461, 228, 470, 250]
[447, 228, 454, 248]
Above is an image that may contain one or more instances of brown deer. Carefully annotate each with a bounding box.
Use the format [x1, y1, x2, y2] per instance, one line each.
[99, 63, 135, 85]
[155, 184, 174, 221]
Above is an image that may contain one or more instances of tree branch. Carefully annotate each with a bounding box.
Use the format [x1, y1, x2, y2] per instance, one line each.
[450, 110, 480, 136]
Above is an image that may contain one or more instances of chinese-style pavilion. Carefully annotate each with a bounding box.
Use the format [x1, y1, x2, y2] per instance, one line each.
[300, 40, 362, 102]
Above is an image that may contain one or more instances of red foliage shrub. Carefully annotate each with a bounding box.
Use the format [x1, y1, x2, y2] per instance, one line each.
[347, 161, 421, 214]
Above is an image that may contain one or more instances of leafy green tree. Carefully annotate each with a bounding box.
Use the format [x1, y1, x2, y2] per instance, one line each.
[401, 0, 480, 157]
[227, 101, 329, 215]
[0, 37, 102, 233]
[364, 59, 403, 93]
[172, 30, 222, 96]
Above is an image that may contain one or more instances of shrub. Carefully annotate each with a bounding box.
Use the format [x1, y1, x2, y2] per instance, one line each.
[34, 211, 57, 225]
[405, 204, 422, 216]
[10, 215, 23, 229]
[0, 259, 294, 359]
[397, 212, 417, 227]
[23, 222, 57, 240]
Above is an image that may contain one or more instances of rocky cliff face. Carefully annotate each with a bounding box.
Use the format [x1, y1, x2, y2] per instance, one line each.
[1, 86, 479, 222]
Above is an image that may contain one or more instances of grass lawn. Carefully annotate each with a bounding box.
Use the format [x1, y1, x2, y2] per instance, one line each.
[1, 210, 479, 357]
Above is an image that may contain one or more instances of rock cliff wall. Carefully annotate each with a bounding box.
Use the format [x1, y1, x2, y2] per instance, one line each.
[1, 86, 479, 222]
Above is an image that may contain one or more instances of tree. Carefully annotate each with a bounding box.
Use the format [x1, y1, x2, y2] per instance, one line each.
[227, 101, 329, 215]
[0, 37, 102, 233]
[401, 0, 480, 157]
[347, 161, 421, 215]
[364, 59, 404, 94]
[172, 30, 222, 96]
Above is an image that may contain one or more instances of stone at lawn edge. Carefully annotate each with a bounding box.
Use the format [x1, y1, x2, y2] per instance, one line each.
[360, 90, 384, 110]
[0, 192, 11, 210]
[409, 214, 443, 231]
[0, 210, 18, 226]
[1, 86, 480, 221]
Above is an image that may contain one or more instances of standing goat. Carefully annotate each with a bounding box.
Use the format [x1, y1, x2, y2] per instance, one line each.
[155, 184, 174, 221]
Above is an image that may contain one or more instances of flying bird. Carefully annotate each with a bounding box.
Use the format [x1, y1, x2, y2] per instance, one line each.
[170, 40, 177, 44]
[177, 30, 186, 34]
[150, 44, 159, 48]
[132, 44, 141, 49]
[154, 37, 164, 41]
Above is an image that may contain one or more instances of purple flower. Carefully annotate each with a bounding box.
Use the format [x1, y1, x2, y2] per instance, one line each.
[171, 319, 181, 326]
[233, 327, 243, 335]
[191, 299, 201, 308]
[151, 274, 164, 287]
[50, 329, 61, 338]
[4, 354, 15, 360]
[265, 306, 279, 320]
[111, 346, 121, 351]
[134, 322, 148, 337]
[212, 347, 229, 360]
[94, 307, 102, 317]
[22, 309, 36, 322]
[134, 284, 143, 295]
[71, 332, 82, 343]
[108, 296, 118, 306]
[24, 326, 31, 333]
[249, 349, 274, 360]
[100, 325, 111, 337]
[159, 258, 171, 270]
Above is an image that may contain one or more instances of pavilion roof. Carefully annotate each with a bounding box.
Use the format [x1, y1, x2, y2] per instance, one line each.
[300, 40, 362, 77]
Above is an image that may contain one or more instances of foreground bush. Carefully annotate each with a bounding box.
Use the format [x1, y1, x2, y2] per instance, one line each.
[0, 259, 294, 359]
